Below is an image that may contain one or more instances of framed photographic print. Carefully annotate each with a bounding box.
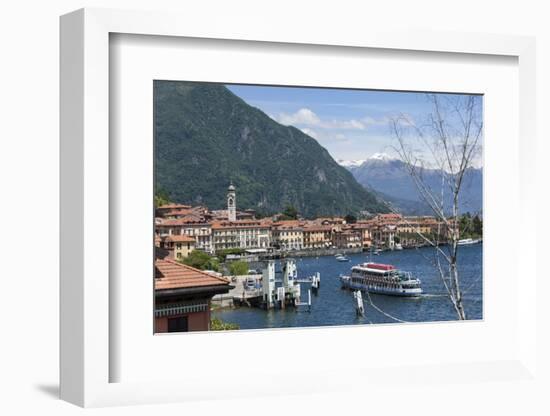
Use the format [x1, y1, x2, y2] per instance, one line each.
[60, 7, 538, 408]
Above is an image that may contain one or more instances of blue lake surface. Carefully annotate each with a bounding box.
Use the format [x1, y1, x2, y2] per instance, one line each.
[213, 244, 483, 329]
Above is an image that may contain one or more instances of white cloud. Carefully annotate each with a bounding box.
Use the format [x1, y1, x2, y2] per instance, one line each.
[275, 107, 366, 130]
[277, 108, 320, 126]
[330, 119, 366, 130]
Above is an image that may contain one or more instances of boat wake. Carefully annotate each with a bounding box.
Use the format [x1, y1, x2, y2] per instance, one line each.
[418, 293, 448, 298]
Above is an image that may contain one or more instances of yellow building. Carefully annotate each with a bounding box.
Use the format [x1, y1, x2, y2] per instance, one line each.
[157, 235, 196, 260]
[349, 223, 373, 248]
[271, 220, 304, 251]
[156, 216, 213, 253]
[302, 225, 332, 249]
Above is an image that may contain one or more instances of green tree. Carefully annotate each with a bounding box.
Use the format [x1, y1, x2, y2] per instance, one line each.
[280, 205, 298, 220]
[344, 214, 357, 224]
[472, 215, 483, 237]
[181, 250, 219, 271]
[458, 213, 470, 238]
[154, 188, 171, 208]
[229, 260, 249, 276]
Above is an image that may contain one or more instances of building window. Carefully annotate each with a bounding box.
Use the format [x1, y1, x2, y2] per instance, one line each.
[167, 316, 189, 332]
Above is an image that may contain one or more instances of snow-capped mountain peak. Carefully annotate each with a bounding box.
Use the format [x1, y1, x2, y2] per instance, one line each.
[337, 159, 366, 168]
[368, 152, 395, 161]
[338, 153, 398, 168]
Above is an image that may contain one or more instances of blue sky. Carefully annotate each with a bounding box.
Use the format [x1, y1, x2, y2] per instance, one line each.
[226, 84, 482, 165]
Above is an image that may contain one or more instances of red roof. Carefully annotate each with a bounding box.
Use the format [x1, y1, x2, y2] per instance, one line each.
[155, 259, 230, 290]
[212, 220, 270, 230]
[366, 263, 396, 271]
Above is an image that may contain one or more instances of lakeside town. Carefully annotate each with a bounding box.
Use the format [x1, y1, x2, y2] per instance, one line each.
[153, 183, 482, 333]
[155, 183, 461, 260]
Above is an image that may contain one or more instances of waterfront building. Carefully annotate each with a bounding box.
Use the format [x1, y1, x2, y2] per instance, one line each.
[155, 258, 232, 332]
[156, 234, 196, 260]
[156, 203, 192, 217]
[302, 224, 332, 249]
[418, 216, 444, 235]
[332, 228, 362, 249]
[155, 217, 213, 253]
[394, 216, 448, 246]
[370, 224, 397, 249]
[211, 219, 271, 252]
[374, 213, 403, 225]
[349, 222, 373, 248]
[271, 220, 304, 251]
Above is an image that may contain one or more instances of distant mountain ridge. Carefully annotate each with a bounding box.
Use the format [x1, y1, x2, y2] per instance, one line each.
[154, 81, 389, 218]
[340, 154, 483, 215]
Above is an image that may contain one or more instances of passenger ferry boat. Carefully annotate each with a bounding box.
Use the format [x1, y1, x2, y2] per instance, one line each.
[340, 262, 422, 297]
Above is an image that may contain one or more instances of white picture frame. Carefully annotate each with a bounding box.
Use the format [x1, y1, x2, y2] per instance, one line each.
[60, 8, 538, 408]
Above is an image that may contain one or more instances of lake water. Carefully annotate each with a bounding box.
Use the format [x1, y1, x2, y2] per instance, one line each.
[212, 244, 483, 329]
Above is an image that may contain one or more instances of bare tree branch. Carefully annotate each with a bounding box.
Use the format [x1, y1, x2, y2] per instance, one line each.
[388, 94, 482, 320]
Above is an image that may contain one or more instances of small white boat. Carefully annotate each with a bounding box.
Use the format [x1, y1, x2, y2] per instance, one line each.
[395, 243, 403, 250]
[457, 238, 482, 246]
[335, 255, 350, 262]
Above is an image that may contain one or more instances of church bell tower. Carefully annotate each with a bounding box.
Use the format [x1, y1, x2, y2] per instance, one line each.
[227, 182, 236, 222]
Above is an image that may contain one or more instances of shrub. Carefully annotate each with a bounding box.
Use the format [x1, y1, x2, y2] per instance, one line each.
[229, 260, 249, 276]
[181, 250, 219, 271]
[210, 318, 239, 331]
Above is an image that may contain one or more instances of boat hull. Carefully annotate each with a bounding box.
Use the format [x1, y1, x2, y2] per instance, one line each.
[341, 278, 423, 297]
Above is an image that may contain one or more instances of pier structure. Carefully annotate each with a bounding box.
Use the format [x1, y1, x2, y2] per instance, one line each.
[311, 272, 320, 294]
[354, 290, 365, 316]
[262, 260, 276, 308]
[221, 258, 316, 310]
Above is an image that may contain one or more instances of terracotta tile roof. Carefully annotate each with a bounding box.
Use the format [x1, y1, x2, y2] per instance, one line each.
[160, 235, 196, 243]
[272, 220, 304, 230]
[315, 217, 345, 223]
[157, 216, 210, 226]
[164, 209, 194, 216]
[157, 203, 192, 210]
[377, 213, 403, 219]
[211, 220, 270, 230]
[302, 225, 332, 232]
[155, 259, 230, 290]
